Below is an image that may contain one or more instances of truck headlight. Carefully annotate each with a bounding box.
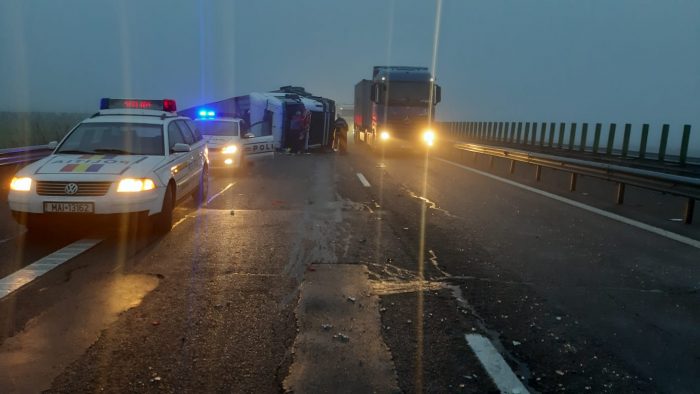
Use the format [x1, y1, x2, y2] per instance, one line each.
[222, 145, 238, 154]
[422, 129, 435, 146]
[117, 178, 156, 193]
[10, 177, 32, 192]
[380, 131, 390, 141]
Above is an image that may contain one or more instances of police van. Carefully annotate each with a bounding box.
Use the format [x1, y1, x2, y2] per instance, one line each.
[193, 110, 274, 171]
[8, 98, 208, 234]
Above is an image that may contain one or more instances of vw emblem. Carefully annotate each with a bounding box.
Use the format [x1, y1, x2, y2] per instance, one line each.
[64, 183, 79, 195]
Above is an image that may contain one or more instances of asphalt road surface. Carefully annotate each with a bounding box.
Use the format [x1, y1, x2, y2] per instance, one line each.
[0, 138, 698, 393]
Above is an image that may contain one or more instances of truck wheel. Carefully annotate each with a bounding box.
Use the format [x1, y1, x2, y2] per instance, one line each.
[154, 184, 174, 235]
[192, 167, 209, 206]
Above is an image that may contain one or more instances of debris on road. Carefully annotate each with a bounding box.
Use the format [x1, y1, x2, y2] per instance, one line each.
[512, 340, 522, 346]
[321, 323, 333, 331]
[333, 333, 350, 342]
[347, 296, 356, 303]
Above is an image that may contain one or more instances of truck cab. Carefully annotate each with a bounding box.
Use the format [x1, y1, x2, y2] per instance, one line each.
[354, 66, 441, 149]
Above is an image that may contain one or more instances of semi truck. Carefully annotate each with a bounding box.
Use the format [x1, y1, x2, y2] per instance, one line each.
[354, 66, 441, 149]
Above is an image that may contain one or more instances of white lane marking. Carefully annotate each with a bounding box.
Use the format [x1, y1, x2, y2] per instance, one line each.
[207, 182, 235, 205]
[465, 334, 529, 394]
[356, 173, 371, 187]
[171, 183, 236, 230]
[0, 239, 102, 299]
[436, 157, 700, 250]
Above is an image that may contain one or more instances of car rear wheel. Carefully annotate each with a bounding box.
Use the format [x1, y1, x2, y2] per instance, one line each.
[153, 184, 174, 235]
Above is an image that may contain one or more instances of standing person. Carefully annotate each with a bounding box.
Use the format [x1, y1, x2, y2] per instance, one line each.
[333, 116, 349, 154]
[289, 110, 305, 154]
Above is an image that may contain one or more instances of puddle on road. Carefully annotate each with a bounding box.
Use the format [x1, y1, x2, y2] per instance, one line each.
[0, 274, 159, 393]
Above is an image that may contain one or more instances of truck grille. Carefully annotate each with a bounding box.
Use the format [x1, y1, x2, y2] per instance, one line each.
[36, 181, 112, 196]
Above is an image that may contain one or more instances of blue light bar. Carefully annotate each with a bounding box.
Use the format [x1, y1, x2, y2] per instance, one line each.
[207, 111, 215, 117]
[198, 110, 207, 117]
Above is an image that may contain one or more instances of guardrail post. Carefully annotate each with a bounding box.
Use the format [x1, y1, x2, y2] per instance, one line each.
[616, 183, 625, 204]
[535, 165, 542, 181]
[548, 122, 556, 147]
[593, 123, 602, 153]
[486, 122, 492, 140]
[496, 122, 502, 141]
[680, 125, 691, 166]
[509, 160, 515, 174]
[524, 123, 531, 145]
[639, 124, 649, 159]
[568, 123, 577, 150]
[606, 123, 617, 155]
[580, 123, 588, 152]
[557, 123, 565, 148]
[510, 122, 517, 143]
[622, 123, 631, 158]
[684, 198, 695, 224]
[516, 122, 523, 143]
[569, 173, 577, 191]
[658, 124, 669, 162]
[531, 122, 538, 144]
[489, 122, 495, 140]
[539, 122, 546, 146]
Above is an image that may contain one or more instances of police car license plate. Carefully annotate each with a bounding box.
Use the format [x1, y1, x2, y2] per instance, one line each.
[43, 202, 94, 213]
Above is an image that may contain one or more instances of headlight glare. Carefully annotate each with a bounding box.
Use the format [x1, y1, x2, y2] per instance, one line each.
[380, 131, 390, 141]
[10, 177, 32, 192]
[117, 178, 155, 193]
[422, 129, 436, 146]
[222, 145, 238, 154]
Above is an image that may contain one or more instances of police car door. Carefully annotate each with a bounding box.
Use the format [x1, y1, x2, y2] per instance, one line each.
[241, 132, 275, 161]
[166, 121, 193, 199]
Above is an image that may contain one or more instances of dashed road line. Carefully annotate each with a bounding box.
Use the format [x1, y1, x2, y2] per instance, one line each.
[356, 172, 371, 187]
[0, 239, 102, 300]
[465, 334, 529, 394]
[206, 182, 236, 205]
[436, 157, 700, 250]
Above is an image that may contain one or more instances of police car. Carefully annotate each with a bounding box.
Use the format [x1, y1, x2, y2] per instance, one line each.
[8, 98, 208, 234]
[193, 110, 274, 170]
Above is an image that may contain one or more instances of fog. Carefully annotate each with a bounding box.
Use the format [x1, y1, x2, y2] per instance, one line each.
[1, 0, 698, 153]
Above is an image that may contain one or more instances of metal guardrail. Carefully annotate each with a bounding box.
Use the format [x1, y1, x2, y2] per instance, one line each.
[440, 121, 696, 167]
[0, 145, 53, 167]
[448, 142, 698, 224]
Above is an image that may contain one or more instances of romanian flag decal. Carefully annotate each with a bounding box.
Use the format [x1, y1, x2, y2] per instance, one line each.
[60, 163, 105, 172]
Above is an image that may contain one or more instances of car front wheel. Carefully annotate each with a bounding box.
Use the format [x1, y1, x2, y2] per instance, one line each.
[153, 184, 174, 235]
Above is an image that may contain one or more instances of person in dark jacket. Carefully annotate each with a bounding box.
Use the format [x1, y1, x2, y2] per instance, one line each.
[333, 116, 349, 154]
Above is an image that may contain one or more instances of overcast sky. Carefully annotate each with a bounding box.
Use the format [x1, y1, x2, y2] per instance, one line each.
[1, 0, 698, 135]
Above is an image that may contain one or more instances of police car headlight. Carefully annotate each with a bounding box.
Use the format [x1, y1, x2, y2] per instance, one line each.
[10, 177, 32, 192]
[380, 131, 390, 141]
[117, 178, 155, 193]
[222, 145, 238, 154]
[422, 129, 435, 146]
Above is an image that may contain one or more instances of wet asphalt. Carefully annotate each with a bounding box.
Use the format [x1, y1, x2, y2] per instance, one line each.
[0, 139, 698, 393]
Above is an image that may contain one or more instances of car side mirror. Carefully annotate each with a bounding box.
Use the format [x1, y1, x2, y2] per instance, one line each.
[243, 133, 255, 139]
[47, 141, 58, 150]
[171, 143, 191, 153]
[434, 85, 442, 104]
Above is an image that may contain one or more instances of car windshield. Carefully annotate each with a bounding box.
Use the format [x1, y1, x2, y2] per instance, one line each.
[194, 120, 239, 137]
[56, 123, 164, 156]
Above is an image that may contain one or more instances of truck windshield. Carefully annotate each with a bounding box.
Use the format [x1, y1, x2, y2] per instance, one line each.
[385, 81, 431, 106]
[194, 120, 240, 137]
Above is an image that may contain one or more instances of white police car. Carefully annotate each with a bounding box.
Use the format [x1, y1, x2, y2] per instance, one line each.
[193, 110, 274, 171]
[8, 98, 208, 234]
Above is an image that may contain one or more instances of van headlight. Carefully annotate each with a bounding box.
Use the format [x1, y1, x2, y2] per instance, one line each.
[422, 129, 435, 146]
[10, 177, 32, 192]
[380, 130, 390, 141]
[117, 178, 156, 193]
[222, 145, 238, 154]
